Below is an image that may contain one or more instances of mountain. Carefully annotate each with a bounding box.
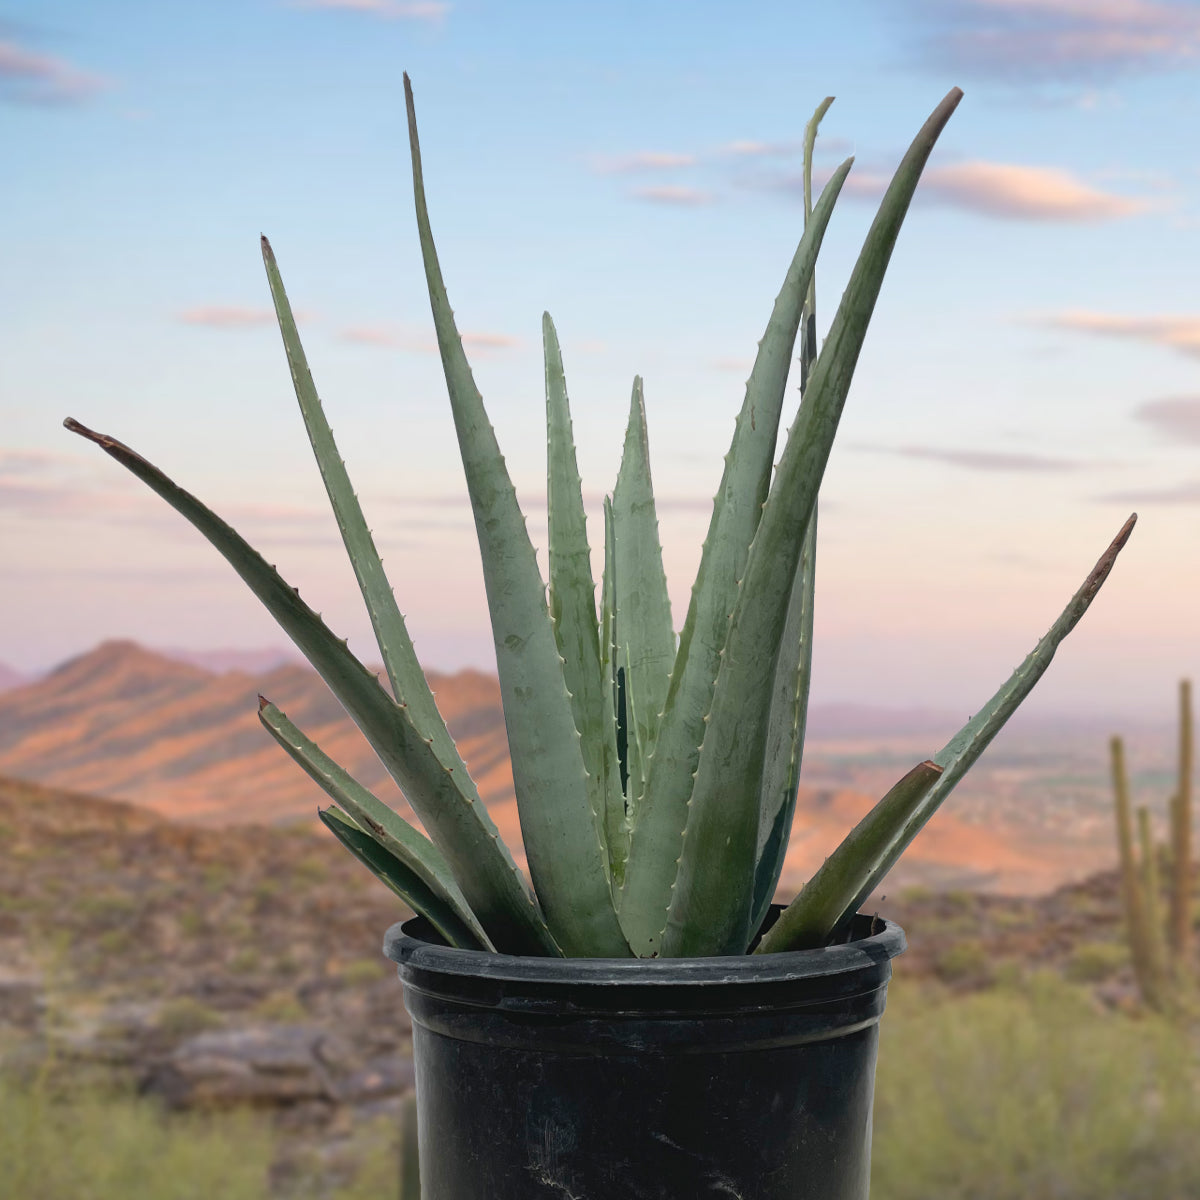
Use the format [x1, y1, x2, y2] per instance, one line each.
[0, 662, 27, 693]
[0, 640, 517, 837]
[0, 639, 1117, 895]
[155, 647, 302, 675]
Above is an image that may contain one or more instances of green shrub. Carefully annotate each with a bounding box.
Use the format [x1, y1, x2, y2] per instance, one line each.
[1066, 941, 1129, 983]
[932, 939, 993, 986]
[873, 974, 1200, 1199]
[155, 997, 224, 1038]
[0, 1076, 274, 1200]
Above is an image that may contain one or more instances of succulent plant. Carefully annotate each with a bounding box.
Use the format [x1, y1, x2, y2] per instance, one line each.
[66, 78, 1135, 959]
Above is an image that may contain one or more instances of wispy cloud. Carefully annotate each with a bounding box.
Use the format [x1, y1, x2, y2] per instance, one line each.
[921, 161, 1152, 221]
[808, 159, 1150, 221]
[631, 185, 714, 207]
[340, 323, 519, 352]
[884, 445, 1082, 472]
[179, 306, 278, 329]
[1096, 480, 1200, 504]
[591, 150, 698, 174]
[912, 0, 1200, 80]
[0, 38, 109, 105]
[1041, 311, 1200, 357]
[289, 0, 450, 21]
[341, 324, 434, 352]
[1134, 396, 1200, 442]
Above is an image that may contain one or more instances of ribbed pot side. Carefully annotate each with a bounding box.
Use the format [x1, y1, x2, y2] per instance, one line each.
[384, 911, 905, 1200]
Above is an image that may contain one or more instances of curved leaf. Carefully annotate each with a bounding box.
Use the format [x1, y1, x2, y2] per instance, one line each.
[405, 75, 628, 958]
[544, 312, 616, 876]
[260, 238, 470, 792]
[321, 807, 487, 951]
[754, 761, 944, 954]
[620, 153, 856, 957]
[759, 512, 1137, 953]
[663, 88, 964, 957]
[63, 416, 557, 957]
[259, 698, 491, 950]
[612, 376, 675, 779]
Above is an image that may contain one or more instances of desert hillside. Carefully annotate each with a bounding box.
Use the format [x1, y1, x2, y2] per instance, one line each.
[0, 640, 1120, 894]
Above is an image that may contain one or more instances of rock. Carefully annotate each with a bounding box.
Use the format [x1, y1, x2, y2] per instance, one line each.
[0, 964, 44, 1031]
[143, 1024, 337, 1110]
[334, 1055, 415, 1104]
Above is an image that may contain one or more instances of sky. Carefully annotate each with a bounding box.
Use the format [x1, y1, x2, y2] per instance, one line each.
[3, 0, 1200, 719]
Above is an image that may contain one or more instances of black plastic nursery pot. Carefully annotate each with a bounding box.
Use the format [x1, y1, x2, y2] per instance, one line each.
[384, 909, 905, 1199]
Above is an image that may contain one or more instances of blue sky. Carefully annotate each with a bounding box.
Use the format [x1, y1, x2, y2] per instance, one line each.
[4, 0, 1200, 717]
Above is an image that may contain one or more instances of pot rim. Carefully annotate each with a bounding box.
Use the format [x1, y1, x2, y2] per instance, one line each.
[384, 911, 905, 988]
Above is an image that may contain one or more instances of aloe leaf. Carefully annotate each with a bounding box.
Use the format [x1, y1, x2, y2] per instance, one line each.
[260, 238, 470, 784]
[612, 376, 675, 777]
[543, 312, 616, 873]
[620, 153, 855, 957]
[749, 99, 833, 935]
[759, 512, 1137, 953]
[404, 75, 628, 958]
[662, 89, 964, 958]
[63, 417, 557, 958]
[750, 503, 817, 933]
[320, 807, 488, 951]
[600, 496, 630, 878]
[754, 761, 944, 954]
[258, 697, 492, 950]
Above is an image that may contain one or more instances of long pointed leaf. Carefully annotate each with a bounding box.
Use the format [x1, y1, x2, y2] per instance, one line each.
[320, 807, 487, 951]
[63, 417, 557, 957]
[258, 698, 492, 950]
[600, 496, 629, 877]
[620, 154, 855, 956]
[663, 89, 963, 957]
[543, 312, 616, 875]
[260, 237, 470, 793]
[612, 376, 675, 778]
[761, 512, 1137, 952]
[750, 99, 833, 934]
[404, 75, 628, 958]
[751, 504, 817, 932]
[754, 761, 944, 954]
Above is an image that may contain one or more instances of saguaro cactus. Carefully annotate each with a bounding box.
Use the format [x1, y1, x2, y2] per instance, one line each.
[1110, 680, 1195, 1011]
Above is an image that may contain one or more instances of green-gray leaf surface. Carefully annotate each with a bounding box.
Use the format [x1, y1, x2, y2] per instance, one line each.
[759, 512, 1136, 953]
[259, 698, 492, 950]
[320, 807, 488, 951]
[751, 504, 817, 933]
[619, 153, 855, 957]
[63, 416, 557, 958]
[662, 88, 963, 958]
[749, 98, 833, 936]
[405, 74, 628, 958]
[611, 377, 675, 787]
[544, 312, 617, 880]
[260, 237, 471, 795]
[754, 761, 944, 954]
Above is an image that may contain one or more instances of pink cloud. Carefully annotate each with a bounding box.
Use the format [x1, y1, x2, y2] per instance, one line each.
[0, 38, 109, 105]
[1135, 396, 1200, 443]
[593, 151, 698, 174]
[1043, 311, 1200, 357]
[921, 0, 1200, 78]
[778, 159, 1149, 222]
[339, 324, 518, 352]
[179, 306, 277, 329]
[922, 161, 1152, 221]
[631, 185, 714, 207]
[289, 0, 449, 20]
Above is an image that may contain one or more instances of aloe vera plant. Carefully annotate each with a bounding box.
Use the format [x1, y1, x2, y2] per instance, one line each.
[66, 78, 1135, 959]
